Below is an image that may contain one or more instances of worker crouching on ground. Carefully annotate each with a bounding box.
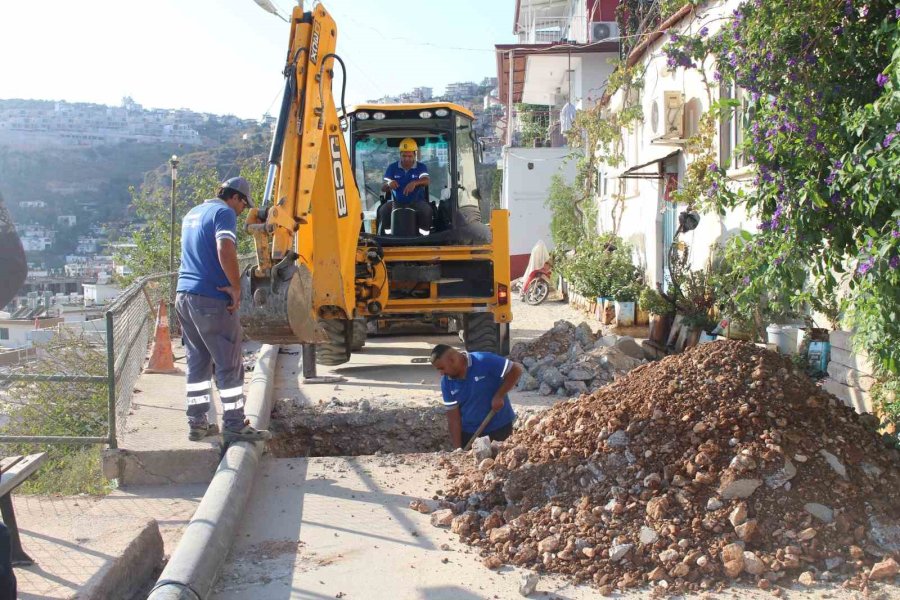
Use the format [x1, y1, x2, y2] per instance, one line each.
[175, 176, 271, 444]
[430, 344, 523, 449]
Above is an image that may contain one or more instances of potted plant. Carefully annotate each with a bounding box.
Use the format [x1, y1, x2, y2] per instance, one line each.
[640, 287, 675, 343]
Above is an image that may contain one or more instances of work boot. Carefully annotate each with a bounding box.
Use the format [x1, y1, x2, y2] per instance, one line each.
[188, 422, 220, 442]
[223, 420, 272, 444]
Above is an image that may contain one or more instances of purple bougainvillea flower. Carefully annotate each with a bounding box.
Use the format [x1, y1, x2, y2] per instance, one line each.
[885, 133, 897, 148]
[742, 276, 751, 285]
[857, 257, 874, 275]
[699, 26, 708, 37]
[891, 256, 900, 270]
[877, 73, 889, 87]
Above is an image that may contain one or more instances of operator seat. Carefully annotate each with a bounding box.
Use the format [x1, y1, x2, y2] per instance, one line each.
[377, 188, 434, 237]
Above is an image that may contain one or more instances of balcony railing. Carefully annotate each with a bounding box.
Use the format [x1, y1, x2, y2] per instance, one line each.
[517, 16, 587, 44]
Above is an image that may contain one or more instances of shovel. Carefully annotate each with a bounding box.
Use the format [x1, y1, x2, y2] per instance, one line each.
[463, 409, 497, 451]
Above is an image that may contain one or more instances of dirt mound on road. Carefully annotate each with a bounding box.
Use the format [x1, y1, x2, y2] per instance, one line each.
[437, 340, 900, 594]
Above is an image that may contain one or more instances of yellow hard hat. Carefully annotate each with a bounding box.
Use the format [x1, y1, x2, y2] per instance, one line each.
[399, 138, 418, 153]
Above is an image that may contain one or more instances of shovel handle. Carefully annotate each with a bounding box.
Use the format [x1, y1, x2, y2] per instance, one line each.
[463, 409, 497, 451]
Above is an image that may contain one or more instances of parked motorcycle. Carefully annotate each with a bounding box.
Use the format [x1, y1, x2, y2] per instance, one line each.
[522, 262, 552, 305]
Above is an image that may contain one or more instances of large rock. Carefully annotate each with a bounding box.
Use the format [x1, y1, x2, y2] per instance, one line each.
[575, 322, 595, 348]
[564, 380, 588, 395]
[538, 382, 553, 396]
[614, 336, 644, 360]
[539, 366, 565, 388]
[566, 366, 595, 381]
[472, 436, 492, 462]
[594, 335, 618, 348]
[517, 372, 539, 392]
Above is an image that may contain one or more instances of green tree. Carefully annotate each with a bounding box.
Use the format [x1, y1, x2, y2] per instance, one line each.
[118, 159, 265, 284]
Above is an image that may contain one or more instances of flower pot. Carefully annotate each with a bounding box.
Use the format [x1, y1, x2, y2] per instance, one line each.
[725, 319, 754, 341]
[684, 327, 702, 348]
[766, 323, 798, 355]
[649, 313, 673, 344]
[614, 301, 635, 326]
[636, 307, 650, 326]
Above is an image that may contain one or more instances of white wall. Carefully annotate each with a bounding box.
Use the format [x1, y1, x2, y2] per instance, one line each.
[502, 146, 579, 263]
[83, 283, 120, 307]
[601, 0, 756, 286]
[573, 53, 617, 109]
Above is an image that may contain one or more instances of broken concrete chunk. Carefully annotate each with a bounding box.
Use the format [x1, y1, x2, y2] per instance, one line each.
[518, 572, 540, 596]
[430, 509, 454, 528]
[803, 502, 834, 524]
[472, 436, 492, 462]
[608, 543, 633, 562]
[639, 526, 659, 545]
[718, 473, 762, 500]
[606, 430, 629, 447]
[818, 449, 847, 479]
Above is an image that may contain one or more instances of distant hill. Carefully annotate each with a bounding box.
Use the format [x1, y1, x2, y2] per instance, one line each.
[0, 98, 270, 263]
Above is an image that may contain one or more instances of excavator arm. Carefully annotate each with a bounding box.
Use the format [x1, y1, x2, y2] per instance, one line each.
[239, 2, 367, 344]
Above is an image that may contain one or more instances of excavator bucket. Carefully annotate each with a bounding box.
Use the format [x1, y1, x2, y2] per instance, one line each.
[238, 257, 324, 344]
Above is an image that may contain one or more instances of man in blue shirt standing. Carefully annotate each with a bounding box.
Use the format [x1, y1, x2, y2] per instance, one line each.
[175, 176, 270, 444]
[430, 344, 522, 449]
[378, 138, 433, 235]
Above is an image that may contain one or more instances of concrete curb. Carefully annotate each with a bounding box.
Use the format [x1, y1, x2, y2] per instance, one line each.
[78, 517, 164, 600]
[147, 344, 279, 600]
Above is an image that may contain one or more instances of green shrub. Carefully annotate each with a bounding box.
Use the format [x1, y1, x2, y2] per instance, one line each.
[0, 331, 112, 496]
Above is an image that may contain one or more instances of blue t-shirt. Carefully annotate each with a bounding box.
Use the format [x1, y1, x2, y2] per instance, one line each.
[384, 161, 429, 203]
[176, 199, 237, 301]
[441, 352, 516, 434]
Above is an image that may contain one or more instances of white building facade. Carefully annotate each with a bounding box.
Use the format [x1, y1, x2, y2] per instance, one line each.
[599, 0, 756, 289]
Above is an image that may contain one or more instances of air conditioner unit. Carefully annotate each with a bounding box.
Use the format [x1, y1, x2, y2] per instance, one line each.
[663, 91, 684, 138]
[589, 21, 619, 43]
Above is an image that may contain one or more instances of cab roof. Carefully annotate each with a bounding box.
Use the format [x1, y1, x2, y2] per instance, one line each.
[348, 102, 475, 120]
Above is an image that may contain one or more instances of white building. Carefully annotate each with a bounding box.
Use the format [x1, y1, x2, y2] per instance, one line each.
[83, 280, 121, 307]
[599, 0, 756, 289]
[0, 317, 62, 349]
[494, 0, 619, 277]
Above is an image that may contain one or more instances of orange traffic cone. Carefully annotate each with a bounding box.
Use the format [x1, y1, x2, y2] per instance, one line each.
[145, 300, 182, 374]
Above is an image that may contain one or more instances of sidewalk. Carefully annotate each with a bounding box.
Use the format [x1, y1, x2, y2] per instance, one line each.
[14, 339, 259, 597]
[14, 484, 204, 599]
[102, 341, 260, 486]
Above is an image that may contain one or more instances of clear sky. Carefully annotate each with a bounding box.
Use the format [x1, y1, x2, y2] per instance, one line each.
[0, 0, 517, 119]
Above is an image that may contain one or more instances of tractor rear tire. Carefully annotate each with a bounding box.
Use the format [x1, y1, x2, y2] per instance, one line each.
[316, 318, 351, 366]
[350, 318, 367, 351]
[463, 313, 500, 354]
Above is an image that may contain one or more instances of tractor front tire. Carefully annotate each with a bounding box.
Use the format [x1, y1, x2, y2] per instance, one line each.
[316, 318, 351, 366]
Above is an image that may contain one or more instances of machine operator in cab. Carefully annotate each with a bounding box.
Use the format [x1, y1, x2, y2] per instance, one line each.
[379, 138, 432, 235]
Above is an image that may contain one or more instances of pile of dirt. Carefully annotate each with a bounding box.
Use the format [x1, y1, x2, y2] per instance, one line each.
[433, 341, 900, 594]
[511, 320, 645, 397]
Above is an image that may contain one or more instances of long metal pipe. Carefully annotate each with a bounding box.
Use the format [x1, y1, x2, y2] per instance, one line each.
[147, 343, 280, 600]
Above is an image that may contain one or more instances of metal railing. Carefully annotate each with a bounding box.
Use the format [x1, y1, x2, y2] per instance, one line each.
[517, 16, 587, 44]
[0, 273, 172, 449]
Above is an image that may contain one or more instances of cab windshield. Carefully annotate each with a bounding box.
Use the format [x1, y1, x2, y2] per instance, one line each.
[353, 133, 450, 217]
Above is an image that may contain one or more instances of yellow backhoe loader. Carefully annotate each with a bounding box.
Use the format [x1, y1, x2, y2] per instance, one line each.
[238, 1, 512, 372]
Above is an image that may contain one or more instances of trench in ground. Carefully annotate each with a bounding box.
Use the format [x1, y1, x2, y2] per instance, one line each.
[268, 403, 452, 458]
